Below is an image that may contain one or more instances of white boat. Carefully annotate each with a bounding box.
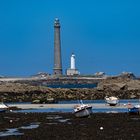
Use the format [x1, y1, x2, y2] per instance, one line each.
[74, 100, 92, 117]
[0, 102, 9, 112]
[105, 96, 119, 106]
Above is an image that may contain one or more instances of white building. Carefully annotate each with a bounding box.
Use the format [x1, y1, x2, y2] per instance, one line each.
[66, 53, 80, 76]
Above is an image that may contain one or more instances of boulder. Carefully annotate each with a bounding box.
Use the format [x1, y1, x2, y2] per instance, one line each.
[46, 98, 57, 103]
[32, 99, 40, 104]
[130, 94, 137, 99]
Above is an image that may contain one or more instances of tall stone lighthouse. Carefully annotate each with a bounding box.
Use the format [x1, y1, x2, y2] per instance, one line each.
[53, 18, 62, 75]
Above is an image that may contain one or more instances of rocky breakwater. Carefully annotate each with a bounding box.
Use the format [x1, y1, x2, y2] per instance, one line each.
[0, 77, 140, 102]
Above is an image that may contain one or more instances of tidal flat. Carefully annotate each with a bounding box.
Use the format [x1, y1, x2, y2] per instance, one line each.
[0, 112, 140, 140]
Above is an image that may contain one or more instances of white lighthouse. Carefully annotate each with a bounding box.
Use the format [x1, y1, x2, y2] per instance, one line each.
[71, 53, 75, 69]
[66, 53, 80, 76]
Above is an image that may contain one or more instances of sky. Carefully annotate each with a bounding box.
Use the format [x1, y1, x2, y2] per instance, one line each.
[0, 0, 140, 77]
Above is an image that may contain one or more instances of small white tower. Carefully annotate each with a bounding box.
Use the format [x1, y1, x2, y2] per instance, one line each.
[71, 53, 75, 69]
[66, 53, 80, 76]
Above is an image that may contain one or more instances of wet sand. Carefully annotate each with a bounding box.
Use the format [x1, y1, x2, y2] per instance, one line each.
[8, 103, 128, 109]
[0, 112, 140, 140]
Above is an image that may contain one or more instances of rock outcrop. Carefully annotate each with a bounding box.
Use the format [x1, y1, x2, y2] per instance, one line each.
[0, 77, 140, 102]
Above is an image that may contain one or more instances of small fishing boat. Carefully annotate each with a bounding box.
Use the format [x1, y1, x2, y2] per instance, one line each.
[74, 100, 92, 118]
[127, 103, 140, 115]
[105, 96, 119, 106]
[0, 102, 9, 112]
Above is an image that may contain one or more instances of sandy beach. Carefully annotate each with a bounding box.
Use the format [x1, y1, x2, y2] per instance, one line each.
[8, 103, 129, 110]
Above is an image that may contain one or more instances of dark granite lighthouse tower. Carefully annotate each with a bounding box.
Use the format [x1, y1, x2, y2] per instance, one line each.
[53, 18, 62, 75]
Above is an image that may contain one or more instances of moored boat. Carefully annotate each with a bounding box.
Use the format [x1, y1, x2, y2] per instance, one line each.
[74, 100, 92, 118]
[127, 103, 140, 115]
[105, 96, 119, 106]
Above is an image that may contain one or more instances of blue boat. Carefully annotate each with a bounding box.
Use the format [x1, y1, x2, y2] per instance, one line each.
[128, 105, 140, 114]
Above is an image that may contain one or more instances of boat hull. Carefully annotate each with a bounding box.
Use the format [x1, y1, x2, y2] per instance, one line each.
[128, 107, 140, 115]
[86, 106, 92, 114]
[74, 106, 92, 118]
[74, 108, 90, 118]
[106, 100, 119, 106]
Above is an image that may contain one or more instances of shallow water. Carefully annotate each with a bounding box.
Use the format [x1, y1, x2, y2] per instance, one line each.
[0, 128, 23, 137]
[0, 122, 40, 137]
[46, 115, 63, 119]
[46, 83, 97, 88]
[46, 114, 71, 124]
[20, 124, 39, 129]
[58, 119, 70, 123]
[14, 108, 73, 113]
[14, 108, 128, 113]
[10, 99, 140, 113]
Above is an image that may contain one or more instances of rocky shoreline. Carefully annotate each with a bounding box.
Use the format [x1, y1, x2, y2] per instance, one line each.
[0, 77, 140, 102]
[0, 112, 140, 140]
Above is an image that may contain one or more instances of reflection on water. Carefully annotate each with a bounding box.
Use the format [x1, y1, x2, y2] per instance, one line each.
[46, 115, 63, 120]
[46, 115, 71, 124]
[20, 122, 40, 129]
[0, 122, 40, 137]
[58, 119, 70, 123]
[0, 128, 23, 137]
